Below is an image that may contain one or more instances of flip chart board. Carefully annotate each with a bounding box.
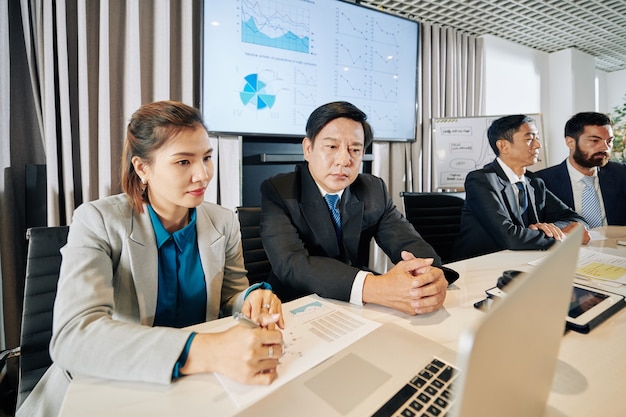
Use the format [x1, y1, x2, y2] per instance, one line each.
[432, 114, 546, 191]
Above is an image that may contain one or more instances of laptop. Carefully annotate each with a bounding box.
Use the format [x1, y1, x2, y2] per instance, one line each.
[236, 225, 583, 417]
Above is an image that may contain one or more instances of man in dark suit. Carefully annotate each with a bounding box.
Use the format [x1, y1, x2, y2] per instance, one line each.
[259, 101, 448, 315]
[453, 114, 590, 260]
[535, 112, 626, 226]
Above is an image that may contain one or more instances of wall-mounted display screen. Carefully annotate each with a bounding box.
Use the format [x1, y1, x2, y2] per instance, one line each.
[202, 0, 419, 141]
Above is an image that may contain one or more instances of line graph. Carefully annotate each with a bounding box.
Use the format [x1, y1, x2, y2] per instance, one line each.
[372, 49, 400, 73]
[336, 70, 370, 99]
[336, 41, 370, 71]
[241, 0, 310, 53]
[294, 67, 317, 86]
[333, 7, 405, 104]
[336, 10, 370, 41]
[372, 20, 402, 47]
[371, 76, 399, 101]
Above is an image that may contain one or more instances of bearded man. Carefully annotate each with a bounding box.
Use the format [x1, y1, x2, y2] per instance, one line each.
[536, 112, 626, 227]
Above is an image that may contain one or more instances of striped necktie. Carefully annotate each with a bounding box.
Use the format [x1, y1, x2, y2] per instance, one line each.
[580, 176, 603, 228]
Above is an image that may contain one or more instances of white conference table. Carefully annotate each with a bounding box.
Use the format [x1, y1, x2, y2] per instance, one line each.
[58, 227, 626, 417]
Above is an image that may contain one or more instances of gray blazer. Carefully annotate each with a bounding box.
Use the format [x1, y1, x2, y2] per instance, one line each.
[18, 194, 249, 417]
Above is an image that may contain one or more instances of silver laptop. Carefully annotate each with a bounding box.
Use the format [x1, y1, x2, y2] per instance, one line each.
[236, 225, 583, 417]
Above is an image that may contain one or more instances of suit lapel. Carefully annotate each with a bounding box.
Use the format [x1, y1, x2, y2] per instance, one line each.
[129, 205, 224, 325]
[127, 208, 159, 326]
[491, 161, 526, 225]
[597, 165, 615, 205]
[195, 204, 227, 320]
[556, 161, 574, 207]
[525, 180, 538, 224]
[299, 165, 342, 256]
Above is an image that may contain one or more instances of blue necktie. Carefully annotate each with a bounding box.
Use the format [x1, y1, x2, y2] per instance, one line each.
[324, 194, 342, 240]
[581, 176, 603, 228]
[515, 182, 529, 225]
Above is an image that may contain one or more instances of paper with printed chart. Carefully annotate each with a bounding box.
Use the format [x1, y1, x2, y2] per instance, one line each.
[215, 295, 380, 409]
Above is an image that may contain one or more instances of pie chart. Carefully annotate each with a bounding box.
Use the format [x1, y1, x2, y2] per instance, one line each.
[239, 73, 276, 109]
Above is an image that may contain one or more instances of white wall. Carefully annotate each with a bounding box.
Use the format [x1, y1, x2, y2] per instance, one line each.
[596, 70, 607, 112]
[547, 49, 596, 164]
[605, 69, 626, 113]
[481, 34, 552, 166]
[482, 35, 625, 168]
[482, 35, 549, 116]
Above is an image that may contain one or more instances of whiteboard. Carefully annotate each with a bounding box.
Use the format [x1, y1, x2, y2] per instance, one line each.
[432, 114, 546, 191]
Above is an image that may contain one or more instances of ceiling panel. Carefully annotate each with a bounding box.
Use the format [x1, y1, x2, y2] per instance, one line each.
[359, 0, 626, 72]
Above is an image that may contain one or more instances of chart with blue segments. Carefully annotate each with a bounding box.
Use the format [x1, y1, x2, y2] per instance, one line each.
[240, 73, 277, 109]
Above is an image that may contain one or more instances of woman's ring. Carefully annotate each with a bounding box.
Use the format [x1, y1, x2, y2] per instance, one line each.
[262, 303, 271, 309]
[268, 346, 274, 358]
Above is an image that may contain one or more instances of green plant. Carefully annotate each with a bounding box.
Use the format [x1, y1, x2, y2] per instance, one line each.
[610, 94, 626, 163]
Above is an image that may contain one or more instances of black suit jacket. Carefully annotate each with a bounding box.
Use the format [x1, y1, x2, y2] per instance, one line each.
[453, 160, 587, 260]
[535, 160, 626, 226]
[260, 163, 441, 302]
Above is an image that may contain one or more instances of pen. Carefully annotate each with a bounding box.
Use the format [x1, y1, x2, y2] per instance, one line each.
[233, 311, 260, 328]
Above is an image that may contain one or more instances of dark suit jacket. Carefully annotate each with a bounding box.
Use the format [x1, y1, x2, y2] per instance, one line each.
[260, 163, 441, 302]
[535, 160, 626, 226]
[453, 160, 587, 260]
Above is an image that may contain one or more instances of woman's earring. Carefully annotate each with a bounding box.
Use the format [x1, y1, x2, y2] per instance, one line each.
[141, 177, 147, 185]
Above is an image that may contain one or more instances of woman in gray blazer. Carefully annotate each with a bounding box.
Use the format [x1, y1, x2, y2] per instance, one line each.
[18, 101, 284, 417]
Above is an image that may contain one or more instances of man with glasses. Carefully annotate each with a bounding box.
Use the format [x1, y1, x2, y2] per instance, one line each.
[259, 101, 449, 316]
[453, 114, 590, 261]
[536, 112, 626, 227]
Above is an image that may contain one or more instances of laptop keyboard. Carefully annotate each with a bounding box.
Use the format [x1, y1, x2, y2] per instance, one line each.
[371, 357, 460, 417]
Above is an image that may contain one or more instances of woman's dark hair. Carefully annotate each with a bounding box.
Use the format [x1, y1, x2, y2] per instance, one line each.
[121, 100, 208, 213]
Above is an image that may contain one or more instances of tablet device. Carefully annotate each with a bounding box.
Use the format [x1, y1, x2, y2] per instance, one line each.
[565, 284, 625, 333]
[485, 283, 625, 333]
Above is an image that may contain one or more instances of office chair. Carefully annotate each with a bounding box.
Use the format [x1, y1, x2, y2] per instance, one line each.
[401, 192, 464, 264]
[0, 226, 69, 411]
[236, 207, 272, 285]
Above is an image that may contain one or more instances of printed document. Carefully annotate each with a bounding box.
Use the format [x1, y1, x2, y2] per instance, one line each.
[575, 248, 626, 286]
[215, 295, 380, 408]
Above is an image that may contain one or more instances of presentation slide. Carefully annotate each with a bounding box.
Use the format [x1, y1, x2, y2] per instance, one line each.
[203, 0, 419, 140]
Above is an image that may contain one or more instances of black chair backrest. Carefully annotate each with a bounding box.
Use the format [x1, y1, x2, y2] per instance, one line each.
[236, 207, 271, 285]
[401, 192, 464, 264]
[18, 226, 69, 407]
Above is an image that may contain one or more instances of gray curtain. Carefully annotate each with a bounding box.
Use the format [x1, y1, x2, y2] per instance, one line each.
[370, 22, 484, 272]
[418, 23, 484, 191]
[0, 0, 201, 377]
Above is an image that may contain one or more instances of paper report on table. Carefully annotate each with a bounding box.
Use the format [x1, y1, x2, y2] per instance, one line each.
[575, 248, 626, 286]
[216, 295, 380, 408]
